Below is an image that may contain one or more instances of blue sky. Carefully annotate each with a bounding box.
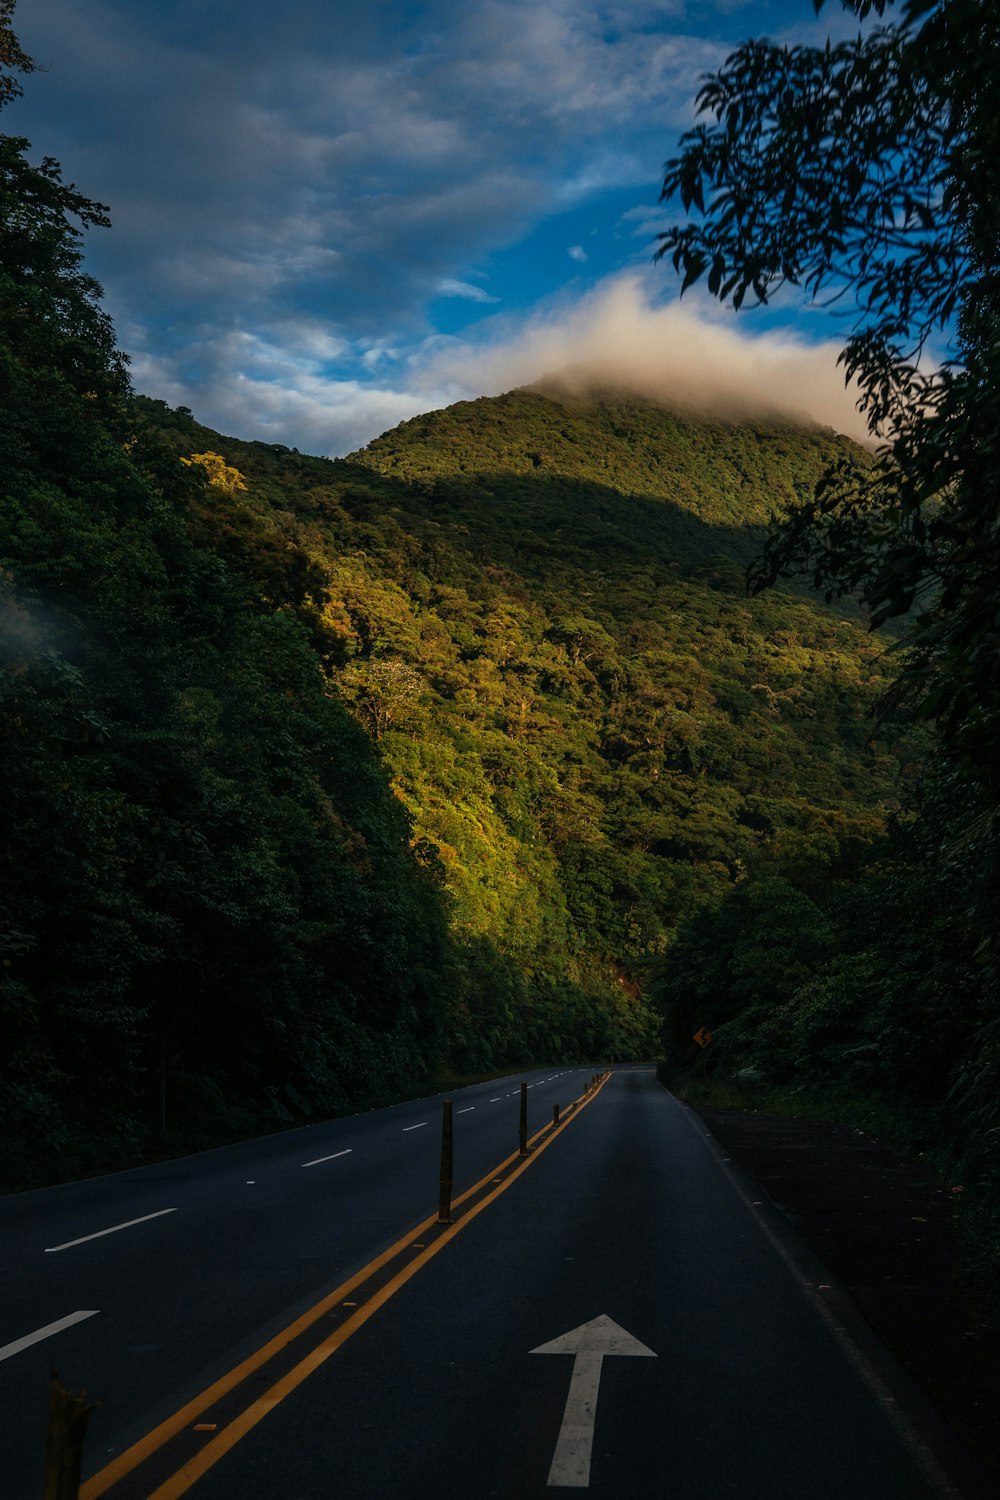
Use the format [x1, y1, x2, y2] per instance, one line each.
[8, 0, 871, 454]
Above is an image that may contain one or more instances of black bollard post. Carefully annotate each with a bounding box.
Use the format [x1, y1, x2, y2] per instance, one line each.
[519, 1081, 528, 1157]
[437, 1100, 454, 1224]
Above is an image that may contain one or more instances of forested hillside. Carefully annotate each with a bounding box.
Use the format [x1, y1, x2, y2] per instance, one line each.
[0, 160, 452, 1182]
[651, 0, 1000, 1308]
[117, 393, 918, 1110]
[0, 9, 925, 1186]
[3, 254, 919, 1186]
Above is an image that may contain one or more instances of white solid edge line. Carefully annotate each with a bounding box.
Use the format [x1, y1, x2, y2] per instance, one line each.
[402, 1122, 428, 1132]
[301, 1149, 353, 1168]
[0, 1310, 99, 1362]
[44, 1208, 177, 1254]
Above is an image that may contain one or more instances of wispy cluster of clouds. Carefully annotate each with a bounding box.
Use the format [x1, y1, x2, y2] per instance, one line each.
[127, 272, 865, 456]
[413, 273, 868, 439]
[10, 0, 868, 454]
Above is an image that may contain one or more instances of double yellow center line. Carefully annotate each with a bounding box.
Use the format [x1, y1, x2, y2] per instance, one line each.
[81, 1071, 611, 1499]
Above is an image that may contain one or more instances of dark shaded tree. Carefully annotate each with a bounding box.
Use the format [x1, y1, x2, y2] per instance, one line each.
[656, 0, 999, 1202]
[657, 0, 1000, 774]
[0, 6, 452, 1181]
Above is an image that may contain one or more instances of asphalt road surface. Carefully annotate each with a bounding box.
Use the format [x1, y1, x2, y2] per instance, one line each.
[1, 1068, 982, 1498]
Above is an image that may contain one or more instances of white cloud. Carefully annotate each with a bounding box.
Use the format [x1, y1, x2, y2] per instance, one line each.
[10, 0, 720, 338]
[360, 341, 400, 370]
[409, 272, 869, 441]
[129, 271, 868, 456]
[9, 0, 874, 459]
[129, 342, 449, 455]
[436, 279, 501, 303]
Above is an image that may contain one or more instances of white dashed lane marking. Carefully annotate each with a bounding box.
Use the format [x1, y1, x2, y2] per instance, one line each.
[301, 1149, 353, 1168]
[0, 1311, 99, 1362]
[44, 1209, 177, 1254]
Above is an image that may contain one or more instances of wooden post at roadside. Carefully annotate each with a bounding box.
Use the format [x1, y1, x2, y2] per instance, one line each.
[43, 1372, 96, 1500]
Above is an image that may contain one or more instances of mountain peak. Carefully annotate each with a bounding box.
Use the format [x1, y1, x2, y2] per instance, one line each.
[349, 384, 862, 537]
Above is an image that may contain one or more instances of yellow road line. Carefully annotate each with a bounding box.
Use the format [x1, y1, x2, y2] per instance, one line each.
[81, 1074, 608, 1498]
[149, 1073, 609, 1499]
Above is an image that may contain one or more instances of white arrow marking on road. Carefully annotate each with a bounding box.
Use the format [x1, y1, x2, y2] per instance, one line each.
[531, 1315, 656, 1488]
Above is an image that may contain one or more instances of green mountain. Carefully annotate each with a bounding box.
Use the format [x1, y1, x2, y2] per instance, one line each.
[129, 390, 916, 1074]
[2, 204, 920, 1180]
[2, 43, 993, 1377]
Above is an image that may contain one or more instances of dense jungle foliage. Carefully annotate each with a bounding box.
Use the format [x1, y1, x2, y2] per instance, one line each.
[655, 0, 999, 1299]
[0, 62, 918, 1184]
[5, 0, 965, 1199]
[154, 397, 916, 935]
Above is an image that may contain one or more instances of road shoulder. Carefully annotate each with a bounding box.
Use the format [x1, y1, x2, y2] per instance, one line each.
[694, 1105, 1000, 1496]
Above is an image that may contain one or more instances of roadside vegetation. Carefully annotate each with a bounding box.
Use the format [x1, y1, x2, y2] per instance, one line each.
[656, 0, 999, 1327]
[5, 0, 996, 1369]
[0, 0, 923, 1187]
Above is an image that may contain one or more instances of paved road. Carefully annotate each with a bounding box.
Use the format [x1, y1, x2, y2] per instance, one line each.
[1, 1069, 984, 1497]
[1, 1066, 584, 1498]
